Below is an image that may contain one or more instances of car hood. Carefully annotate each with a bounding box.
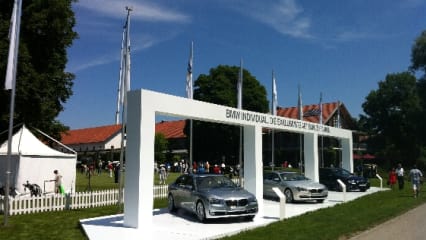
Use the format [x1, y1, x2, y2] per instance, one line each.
[346, 176, 368, 182]
[285, 180, 326, 189]
[199, 187, 255, 199]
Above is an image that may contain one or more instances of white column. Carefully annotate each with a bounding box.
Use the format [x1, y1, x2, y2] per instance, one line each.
[243, 125, 263, 218]
[124, 90, 155, 232]
[341, 137, 353, 172]
[304, 132, 319, 182]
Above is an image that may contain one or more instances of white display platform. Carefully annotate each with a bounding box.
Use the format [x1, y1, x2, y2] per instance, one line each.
[81, 187, 385, 240]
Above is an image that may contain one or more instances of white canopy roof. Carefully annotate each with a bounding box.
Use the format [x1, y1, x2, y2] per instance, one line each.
[0, 125, 75, 158]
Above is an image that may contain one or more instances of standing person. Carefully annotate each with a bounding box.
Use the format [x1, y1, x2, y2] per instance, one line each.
[396, 163, 405, 190]
[53, 170, 63, 194]
[388, 168, 397, 189]
[114, 163, 120, 183]
[409, 165, 423, 198]
[108, 161, 113, 178]
[205, 161, 210, 173]
[97, 159, 103, 176]
[159, 164, 167, 184]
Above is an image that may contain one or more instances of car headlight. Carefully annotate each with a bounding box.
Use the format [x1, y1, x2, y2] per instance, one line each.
[296, 187, 308, 191]
[209, 198, 224, 205]
[348, 179, 356, 184]
[248, 197, 257, 203]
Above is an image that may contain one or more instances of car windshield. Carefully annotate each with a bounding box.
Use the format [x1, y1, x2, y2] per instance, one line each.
[196, 175, 236, 190]
[280, 172, 309, 181]
[334, 168, 352, 177]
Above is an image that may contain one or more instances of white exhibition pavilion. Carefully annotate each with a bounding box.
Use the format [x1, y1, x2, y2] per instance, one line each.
[123, 89, 353, 230]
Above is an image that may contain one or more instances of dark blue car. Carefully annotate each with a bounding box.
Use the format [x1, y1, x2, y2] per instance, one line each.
[319, 167, 370, 192]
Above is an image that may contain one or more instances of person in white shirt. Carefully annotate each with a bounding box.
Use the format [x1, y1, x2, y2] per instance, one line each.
[409, 165, 423, 198]
[396, 163, 404, 190]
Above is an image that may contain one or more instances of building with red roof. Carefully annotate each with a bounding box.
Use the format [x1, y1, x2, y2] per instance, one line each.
[58, 101, 362, 167]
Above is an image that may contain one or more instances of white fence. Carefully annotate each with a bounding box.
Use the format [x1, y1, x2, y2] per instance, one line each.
[1, 179, 242, 216]
[1, 185, 169, 216]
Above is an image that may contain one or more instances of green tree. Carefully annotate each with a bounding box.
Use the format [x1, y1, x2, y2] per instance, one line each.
[155, 133, 168, 164]
[411, 31, 426, 145]
[0, 0, 77, 141]
[361, 72, 421, 165]
[410, 30, 426, 76]
[187, 65, 269, 165]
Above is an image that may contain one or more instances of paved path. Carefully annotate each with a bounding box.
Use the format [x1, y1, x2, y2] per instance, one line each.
[348, 203, 426, 240]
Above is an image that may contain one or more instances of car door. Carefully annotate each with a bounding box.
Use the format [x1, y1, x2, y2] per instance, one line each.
[171, 175, 186, 207]
[263, 172, 281, 198]
[179, 175, 195, 211]
[320, 168, 335, 188]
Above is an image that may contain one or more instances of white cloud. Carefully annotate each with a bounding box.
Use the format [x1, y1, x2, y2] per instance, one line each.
[335, 31, 370, 42]
[76, 0, 190, 23]
[242, 0, 312, 39]
[68, 32, 178, 73]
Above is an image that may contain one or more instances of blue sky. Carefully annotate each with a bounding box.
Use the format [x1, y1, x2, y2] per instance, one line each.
[60, 0, 426, 129]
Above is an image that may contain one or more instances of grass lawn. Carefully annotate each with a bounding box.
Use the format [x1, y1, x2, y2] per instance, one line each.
[1, 169, 425, 240]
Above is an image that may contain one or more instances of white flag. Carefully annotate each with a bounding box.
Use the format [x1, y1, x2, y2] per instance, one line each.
[124, 11, 131, 93]
[186, 41, 193, 99]
[319, 92, 323, 125]
[121, 12, 131, 101]
[237, 59, 243, 109]
[298, 84, 303, 120]
[4, 0, 22, 90]
[272, 71, 277, 116]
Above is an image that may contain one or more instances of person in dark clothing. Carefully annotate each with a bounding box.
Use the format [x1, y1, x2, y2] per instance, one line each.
[114, 163, 120, 183]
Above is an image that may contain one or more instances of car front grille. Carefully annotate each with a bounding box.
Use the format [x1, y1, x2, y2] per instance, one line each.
[309, 189, 324, 193]
[225, 199, 248, 207]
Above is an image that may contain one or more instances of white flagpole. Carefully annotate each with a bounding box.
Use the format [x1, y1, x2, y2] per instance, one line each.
[4, 0, 22, 226]
[337, 100, 341, 128]
[238, 59, 243, 184]
[298, 84, 303, 120]
[115, 29, 125, 124]
[271, 70, 277, 171]
[298, 84, 303, 173]
[186, 41, 193, 171]
[319, 92, 324, 167]
[118, 6, 132, 206]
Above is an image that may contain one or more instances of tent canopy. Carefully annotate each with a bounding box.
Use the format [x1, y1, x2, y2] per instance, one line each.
[0, 125, 74, 157]
[0, 125, 76, 194]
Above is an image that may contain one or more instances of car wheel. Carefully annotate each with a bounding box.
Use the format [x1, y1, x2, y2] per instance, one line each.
[168, 194, 176, 212]
[196, 201, 206, 222]
[284, 188, 294, 203]
[245, 215, 255, 221]
[360, 187, 367, 192]
[317, 199, 325, 203]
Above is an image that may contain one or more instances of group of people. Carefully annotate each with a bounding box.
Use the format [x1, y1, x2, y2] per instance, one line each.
[388, 163, 423, 198]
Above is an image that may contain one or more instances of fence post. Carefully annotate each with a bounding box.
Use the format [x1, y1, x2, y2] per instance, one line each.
[0, 196, 4, 214]
[65, 193, 72, 210]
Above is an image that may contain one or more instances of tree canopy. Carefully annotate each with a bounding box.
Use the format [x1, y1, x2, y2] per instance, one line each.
[154, 133, 168, 164]
[361, 72, 421, 164]
[0, 0, 77, 141]
[361, 30, 426, 167]
[187, 65, 269, 165]
[411, 30, 426, 76]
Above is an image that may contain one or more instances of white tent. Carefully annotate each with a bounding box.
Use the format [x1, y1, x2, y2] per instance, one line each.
[0, 125, 76, 195]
